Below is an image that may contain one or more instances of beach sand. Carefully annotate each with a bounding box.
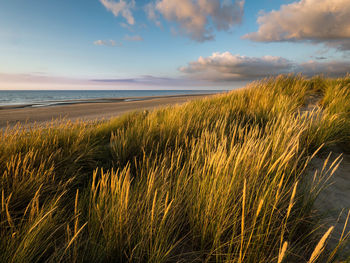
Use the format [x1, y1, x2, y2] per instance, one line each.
[0, 94, 212, 128]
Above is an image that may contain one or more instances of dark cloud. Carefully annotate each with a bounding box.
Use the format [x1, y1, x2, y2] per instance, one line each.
[298, 60, 350, 77]
[180, 52, 350, 81]
[314, 56, 328, 60]
[180, 52, 293, 81]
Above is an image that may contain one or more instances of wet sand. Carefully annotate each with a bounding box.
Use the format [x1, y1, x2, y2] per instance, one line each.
[0, 94, 213, 128]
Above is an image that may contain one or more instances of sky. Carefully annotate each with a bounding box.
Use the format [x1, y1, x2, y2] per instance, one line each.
[0, 0, 349, 90]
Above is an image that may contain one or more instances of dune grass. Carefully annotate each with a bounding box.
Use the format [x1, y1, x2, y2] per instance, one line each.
[0, 75, 349, 262]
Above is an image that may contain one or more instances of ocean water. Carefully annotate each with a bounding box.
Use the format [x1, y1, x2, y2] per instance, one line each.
[0, 90, 223, 107]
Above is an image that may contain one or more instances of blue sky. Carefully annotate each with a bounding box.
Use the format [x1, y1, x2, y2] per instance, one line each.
[0, 0, 349, 89]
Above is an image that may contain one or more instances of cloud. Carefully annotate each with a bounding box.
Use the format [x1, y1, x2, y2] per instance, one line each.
[145, 2, 162, 27]
[91, 75, 206, 87]
[314, 56, 328, 60]
[180, 52, 350, 81]
[0, 73, 211, 90]
[0, 73, 97, 90]
[94, 35, 142, 47]
[180, 52, 293, 81]
[100, 0, 135, 25]
[120, 22, 134, 31]
[93, 40, 122, 46]
[299, 60, 350, 77]
[147, 0, 244, 42]
[124, 35, 144, 41]
[243, 0, 350, 50]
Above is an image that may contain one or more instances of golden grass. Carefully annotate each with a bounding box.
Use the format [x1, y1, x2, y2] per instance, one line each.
[309, 226, 334, 263]
[278, 241, 288, 263]
[0, 75, 349, 262]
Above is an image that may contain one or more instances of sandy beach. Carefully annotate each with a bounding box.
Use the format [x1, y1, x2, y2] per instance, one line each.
[0, 94, 212, 128]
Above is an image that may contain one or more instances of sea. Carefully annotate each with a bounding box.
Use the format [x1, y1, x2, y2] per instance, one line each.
[0, 90, 224, 108]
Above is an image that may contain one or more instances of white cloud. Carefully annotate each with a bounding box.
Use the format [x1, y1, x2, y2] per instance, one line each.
[243, 0, 350, 50]
[100, 0, 135, 25]
[124, 35, 144, 41]
[147, 0, 244, 42]
[93, 40, 122, 46]
[180, 52, 350, 81]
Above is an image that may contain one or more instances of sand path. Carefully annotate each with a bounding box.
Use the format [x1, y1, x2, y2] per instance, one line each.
[303, 94, 350, 257]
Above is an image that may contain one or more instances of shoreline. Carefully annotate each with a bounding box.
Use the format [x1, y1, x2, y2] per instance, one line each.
[0, 91, 224, 110]
[0, 93, 217, 128]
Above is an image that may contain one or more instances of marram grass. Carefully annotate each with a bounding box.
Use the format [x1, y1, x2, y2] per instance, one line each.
[1, 75, 350, 262]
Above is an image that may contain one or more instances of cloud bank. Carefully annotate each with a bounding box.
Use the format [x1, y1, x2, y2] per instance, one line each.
[243, 0, 350, 50]
[100, 0, 136, 25]
[91, 75, 206, 87]
[300, 60, 350, 76]
[180, 52, 350, 81]
[180, 52, 292, 81]
[0, 73, 210, 90]
[147, 0, 244, 42]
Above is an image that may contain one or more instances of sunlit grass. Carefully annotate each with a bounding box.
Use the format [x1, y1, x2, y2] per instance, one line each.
[1, 74, 349, 262]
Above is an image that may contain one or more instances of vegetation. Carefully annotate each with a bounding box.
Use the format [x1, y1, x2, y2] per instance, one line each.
[1, 75, 349, 262]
